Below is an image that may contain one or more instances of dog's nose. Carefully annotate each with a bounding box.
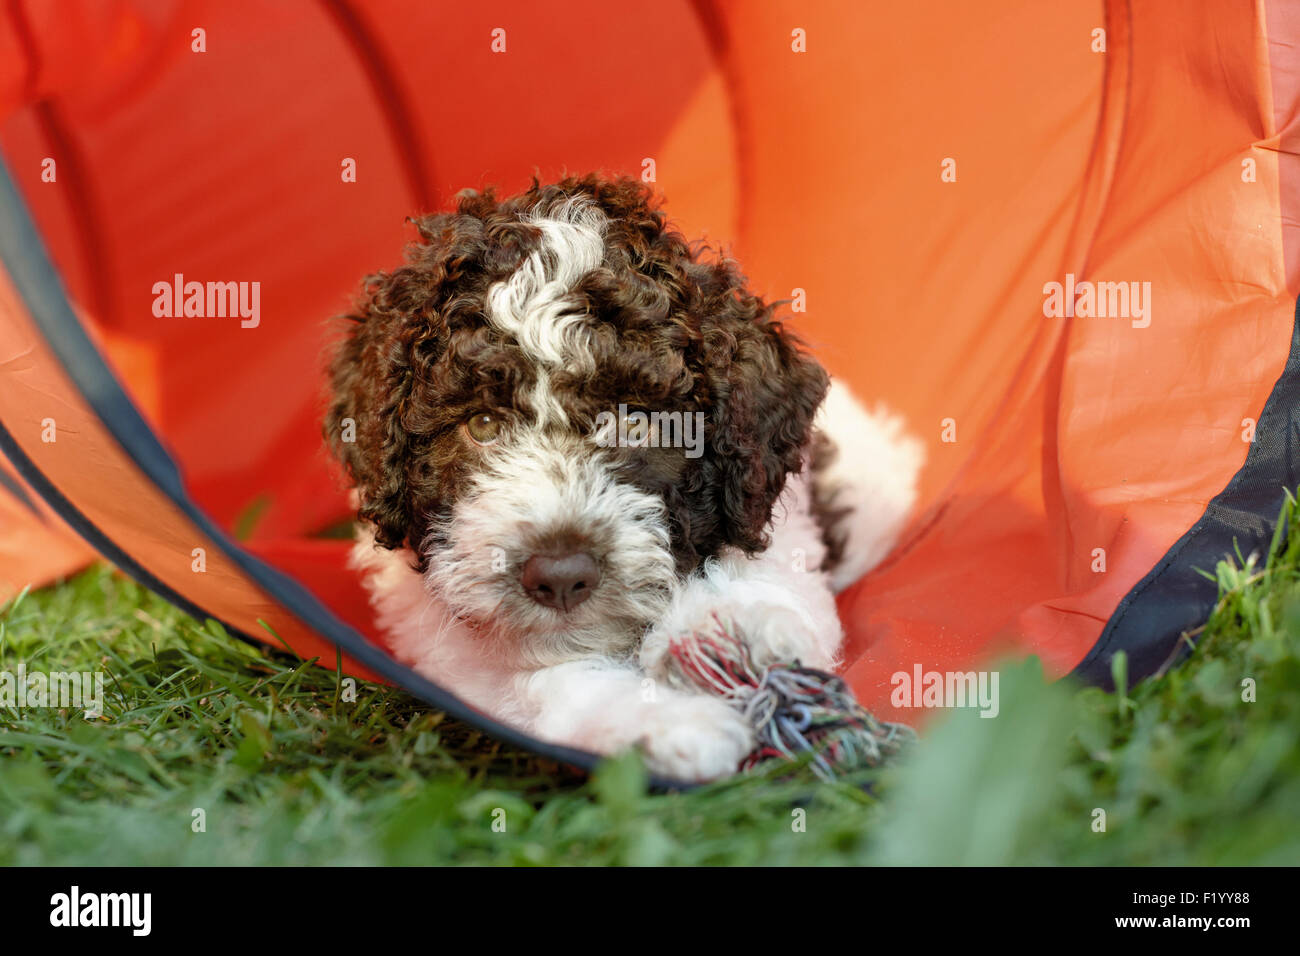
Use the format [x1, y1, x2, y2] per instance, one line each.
[521, 552, 601, 611]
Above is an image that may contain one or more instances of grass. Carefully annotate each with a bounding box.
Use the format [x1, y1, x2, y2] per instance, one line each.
[2, 499, 1299, 865]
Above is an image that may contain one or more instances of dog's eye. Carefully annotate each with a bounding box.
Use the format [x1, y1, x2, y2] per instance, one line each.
[464, 411, 502, 445]
[622, 411, 659, 447]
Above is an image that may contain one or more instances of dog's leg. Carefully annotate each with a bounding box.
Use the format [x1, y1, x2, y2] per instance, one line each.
[812, 379, 925, 593]
[640, 471, 846, 677]
[641, 384, 922, 676]
[515, 658, 754, 782]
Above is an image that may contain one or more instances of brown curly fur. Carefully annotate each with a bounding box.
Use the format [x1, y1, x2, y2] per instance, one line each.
[325, 173, 829, 575]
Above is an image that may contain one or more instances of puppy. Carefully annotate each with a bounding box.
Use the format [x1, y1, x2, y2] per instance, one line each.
[326, 174, 922, 781]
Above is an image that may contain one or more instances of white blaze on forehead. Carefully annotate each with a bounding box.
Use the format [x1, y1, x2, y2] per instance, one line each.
[485, 197, 605, 365]
[484, 196, 607, 425]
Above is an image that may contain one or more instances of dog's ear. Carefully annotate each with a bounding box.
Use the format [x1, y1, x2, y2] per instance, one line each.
[325, 211, 486, 564]
[702, 269, 829, 555]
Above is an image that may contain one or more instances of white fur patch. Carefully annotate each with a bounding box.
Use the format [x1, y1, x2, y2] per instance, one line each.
[814, 379, 925, 592]
[484, 196, 607, 426]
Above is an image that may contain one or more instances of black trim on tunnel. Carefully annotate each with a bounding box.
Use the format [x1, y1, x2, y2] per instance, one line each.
[1074, 296, 1300, 687]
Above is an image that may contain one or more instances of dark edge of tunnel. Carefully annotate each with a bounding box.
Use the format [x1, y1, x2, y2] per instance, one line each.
[0, 153, 700, 789]
[0, 456, 40, 517]
[1073, 0, 1300, 689]
[1073, 294, 1300, 687]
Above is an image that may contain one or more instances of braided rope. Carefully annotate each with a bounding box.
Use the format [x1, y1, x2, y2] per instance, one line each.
[667, 614, 916, 781]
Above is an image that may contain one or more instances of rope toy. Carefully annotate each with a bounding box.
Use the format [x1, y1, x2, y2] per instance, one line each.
[667, 614, 917, 781]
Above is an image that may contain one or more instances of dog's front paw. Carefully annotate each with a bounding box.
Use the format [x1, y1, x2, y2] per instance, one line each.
[643, 583, 841, 681]
[721, 598, 834, 672]
[636, 694, 754, 783]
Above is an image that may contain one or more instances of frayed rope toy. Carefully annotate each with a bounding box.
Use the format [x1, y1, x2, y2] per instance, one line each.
[667, 614, 917, 781]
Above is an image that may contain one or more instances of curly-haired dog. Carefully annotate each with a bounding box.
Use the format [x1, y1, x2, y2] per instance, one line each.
[327, 174, 922, 781]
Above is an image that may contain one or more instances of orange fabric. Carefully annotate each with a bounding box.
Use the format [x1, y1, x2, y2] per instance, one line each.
[839, 0, 1299, 718]
[0, 455, 93, 601]
[0, 259, 384, 680]
[1, 1, 1297, 730]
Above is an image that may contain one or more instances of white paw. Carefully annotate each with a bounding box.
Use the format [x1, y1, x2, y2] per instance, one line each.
[636, 694, 754, 783]
[721, 598, 833, 671]
[643, 585, 840, 680]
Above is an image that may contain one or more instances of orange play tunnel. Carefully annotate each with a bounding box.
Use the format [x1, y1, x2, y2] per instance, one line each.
[1, 0, 1297, 771]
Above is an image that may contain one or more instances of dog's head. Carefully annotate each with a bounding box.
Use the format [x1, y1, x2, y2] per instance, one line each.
[327, 174, 827, 665]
